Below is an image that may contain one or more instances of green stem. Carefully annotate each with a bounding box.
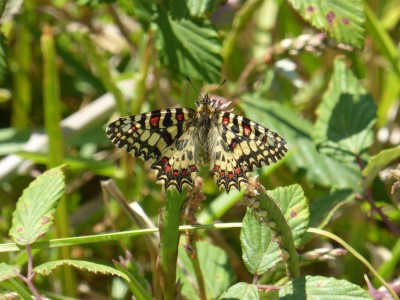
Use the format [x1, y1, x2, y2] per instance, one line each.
[159, 189, 186, 299]
[188, 241, 207, 300]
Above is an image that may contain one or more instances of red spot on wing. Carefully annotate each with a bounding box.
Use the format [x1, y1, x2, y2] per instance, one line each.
[173, 170, 179, 177]
[228, 172, 234, 179]
[131, 125, 138, 132]
[190, 165, 197, 171]
[150, 116, 160, 127]
[223, 115, 229, 125]
[176, 112, 184, 121]
[214, 165, 219, 171]
[161, 156, 169, 163]
[165, 164, 171, 172]
[243, 124, 251, 136]
[230, 140, 237, 149]
[235, 166, 241, 174]
[182, 169, 188, 175]
[220, 170, 225, 177]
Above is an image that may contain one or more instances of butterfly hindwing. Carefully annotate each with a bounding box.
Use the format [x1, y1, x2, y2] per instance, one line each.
[211, 111, 287, 191]
[152, 128, 198, 192]
[211, 130, 248, 191]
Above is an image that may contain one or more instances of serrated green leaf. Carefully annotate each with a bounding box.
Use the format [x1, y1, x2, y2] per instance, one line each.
[132, 0, 155, 27]
[313, 59, 377, 161]
[241, 184, 308, 275]
[288, 0, 365, 48]
[309, 189, 355, 228]
[269, 185, 309, 245]
[9, 166, 65, 245]
[0, 263, 20, 281]
[178, 241, 234, 299]
[362, 145, 400, 187]
[280, 275, 372, 299]
[241, 210, 279, 274]
[34, 260, 130, 282]
[153, 6, 223, 82]
[170, 0, 219, 18]
[219, 282, 259, 299]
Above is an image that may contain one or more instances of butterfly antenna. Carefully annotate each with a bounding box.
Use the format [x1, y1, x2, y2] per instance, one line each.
[215, 78, 227, 92]
[186, 76, 203, 99]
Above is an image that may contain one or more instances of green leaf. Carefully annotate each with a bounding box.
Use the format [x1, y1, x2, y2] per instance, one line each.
[241, 209, 279, 274]
[0, 278, 33, 300]
[309, 189, 355, 228]
[0, 263, 20, 281]
[169, 0, 219, 18]
[362, 145, 400, 187]
[153, 6, 223, 82]
[288, 0, 365, 48]
[9, 166, 65, 245]
[219, 282, 259, 300]
[178, 241, 234, 299]
[132, 0, 155, 28]
[313, 59, 377, 161]
[241, 184, 308, 275]
[268, 185, 309, 246]
[34, 260, 130, 282]
[280, 276, 372, 299]
[113, 261, 152, 300]
[290, 138, 362, 190]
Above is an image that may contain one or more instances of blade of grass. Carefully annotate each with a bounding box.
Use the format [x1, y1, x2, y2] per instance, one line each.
[365, 4, 400, 79]
[308, 228, 399, 300]
[0, 223, 243, 253]
[41, 24, 76, 296]
[11, 8, 32, 129]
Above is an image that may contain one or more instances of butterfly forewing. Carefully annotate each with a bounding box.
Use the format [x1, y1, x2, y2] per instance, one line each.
[106, 108, 201, 191]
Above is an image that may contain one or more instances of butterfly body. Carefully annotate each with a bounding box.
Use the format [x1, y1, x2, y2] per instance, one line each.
[106, 95, 287, 192]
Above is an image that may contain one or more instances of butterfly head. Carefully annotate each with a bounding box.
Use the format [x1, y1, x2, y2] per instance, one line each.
[195, 94, 218, 116]
[196, 94, 232, 114]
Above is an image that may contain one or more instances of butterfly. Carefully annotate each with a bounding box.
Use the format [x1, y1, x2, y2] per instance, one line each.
[106, 95, 287, 192]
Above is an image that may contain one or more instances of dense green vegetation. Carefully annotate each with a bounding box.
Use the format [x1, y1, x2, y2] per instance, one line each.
[0, 0, 399, 299]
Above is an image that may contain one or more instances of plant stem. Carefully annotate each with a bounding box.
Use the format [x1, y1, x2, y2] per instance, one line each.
[158, 189, 186, 299]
